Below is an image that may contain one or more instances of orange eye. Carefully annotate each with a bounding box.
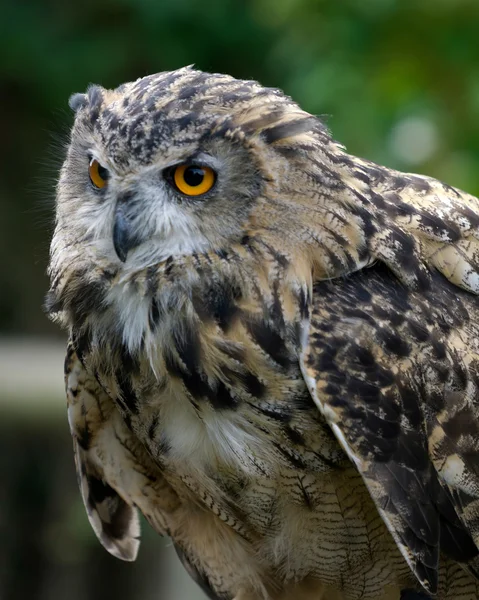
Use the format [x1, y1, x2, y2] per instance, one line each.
[172, 164, 216, 196]
[89, 158, 109, 189]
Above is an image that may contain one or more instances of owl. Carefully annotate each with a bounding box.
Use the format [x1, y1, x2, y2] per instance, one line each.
[47, 67, 479, 600]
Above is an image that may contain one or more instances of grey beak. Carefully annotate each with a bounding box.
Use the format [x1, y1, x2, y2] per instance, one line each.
[113, 200, 140, 262]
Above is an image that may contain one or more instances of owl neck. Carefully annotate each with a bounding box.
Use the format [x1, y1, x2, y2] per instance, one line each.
[47, 238, 310, 374]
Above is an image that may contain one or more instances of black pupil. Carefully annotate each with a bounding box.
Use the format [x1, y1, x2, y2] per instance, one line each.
[183, 166, 205, 187]
[97, 164, 109, 181]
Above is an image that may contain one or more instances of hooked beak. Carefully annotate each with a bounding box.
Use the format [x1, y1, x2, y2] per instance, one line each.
[113, 198, 141, 262]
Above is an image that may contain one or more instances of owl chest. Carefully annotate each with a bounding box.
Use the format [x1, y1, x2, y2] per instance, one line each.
[124, 370, 394, 585]
[93, 326, 403, 596]
[143, 388, 402, 596]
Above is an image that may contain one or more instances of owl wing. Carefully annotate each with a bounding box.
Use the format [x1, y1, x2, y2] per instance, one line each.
[343, 160, 479, 294]
[65, 341, 141, 560]
[299, 267, 479, 595]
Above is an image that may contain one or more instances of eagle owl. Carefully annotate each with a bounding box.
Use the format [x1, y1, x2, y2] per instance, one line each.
[47, 67, 479, 600]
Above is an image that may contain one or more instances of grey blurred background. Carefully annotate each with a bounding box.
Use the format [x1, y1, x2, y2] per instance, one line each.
[1, 0, 479, 598]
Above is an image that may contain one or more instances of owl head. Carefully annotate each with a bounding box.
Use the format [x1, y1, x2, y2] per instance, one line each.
[52, 67, 338, 273]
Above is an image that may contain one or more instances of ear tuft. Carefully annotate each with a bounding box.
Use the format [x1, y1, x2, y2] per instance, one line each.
[69, 93, 88, 112]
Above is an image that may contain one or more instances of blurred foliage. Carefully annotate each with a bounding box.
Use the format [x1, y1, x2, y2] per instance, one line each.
[2, 0, 479, 334]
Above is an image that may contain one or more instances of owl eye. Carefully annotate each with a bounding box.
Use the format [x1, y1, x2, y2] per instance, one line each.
[89, 158, 109, 189]
[167, 164, 216, 196]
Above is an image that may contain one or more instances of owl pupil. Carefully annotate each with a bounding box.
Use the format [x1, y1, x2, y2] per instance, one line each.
[184, 166, 205, 187]
[98, 164, 109, 181]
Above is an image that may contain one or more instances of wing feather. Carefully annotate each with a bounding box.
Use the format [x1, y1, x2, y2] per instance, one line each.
[300, 266, 479, 594]
[344, 158, 479, 294]
[65, 341, 141, 560]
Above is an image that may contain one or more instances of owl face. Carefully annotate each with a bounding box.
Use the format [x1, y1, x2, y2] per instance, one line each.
[54, 67, 323, 274]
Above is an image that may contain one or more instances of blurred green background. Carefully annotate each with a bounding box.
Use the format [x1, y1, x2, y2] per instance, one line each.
[1, 0, 479, 598]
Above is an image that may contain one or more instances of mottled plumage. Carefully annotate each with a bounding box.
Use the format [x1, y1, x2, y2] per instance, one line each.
[47, 67, 479, 599]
